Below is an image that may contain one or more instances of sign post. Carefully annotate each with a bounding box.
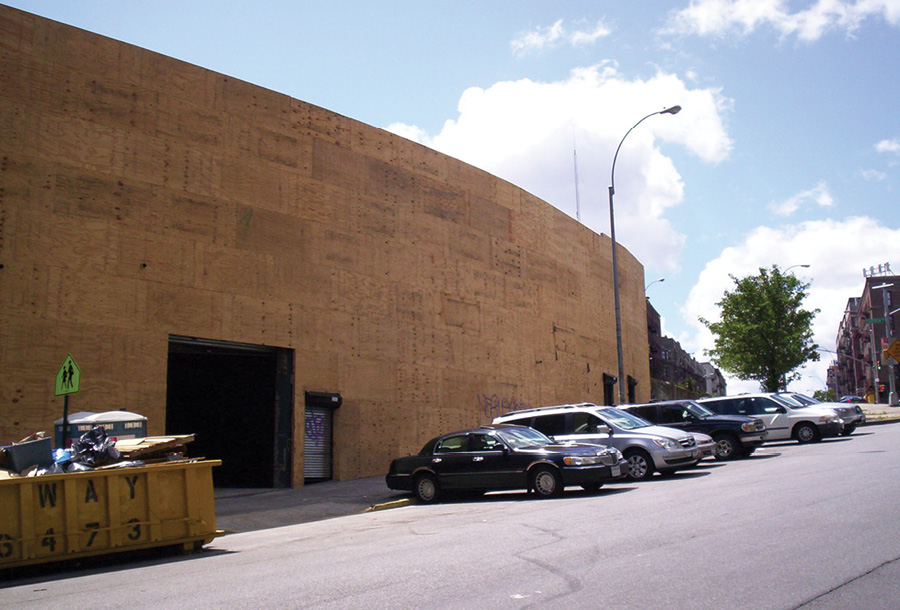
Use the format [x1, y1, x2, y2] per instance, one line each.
[54, 354, 81, 448]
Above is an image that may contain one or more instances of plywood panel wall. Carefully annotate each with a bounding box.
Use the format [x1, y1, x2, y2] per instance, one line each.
[0, 6, 650, 484]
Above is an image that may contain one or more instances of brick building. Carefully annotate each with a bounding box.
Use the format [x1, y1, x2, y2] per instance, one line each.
[646, 300, 721, 400]
[834, 275, 899, 402]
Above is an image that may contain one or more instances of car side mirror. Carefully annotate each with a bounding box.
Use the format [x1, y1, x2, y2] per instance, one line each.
[597, 424, 611, 435]
[776, 406, 787, 414]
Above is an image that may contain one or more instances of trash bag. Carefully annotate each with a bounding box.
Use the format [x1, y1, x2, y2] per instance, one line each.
[70, 426, 121, 468]
[28, 462, 65, 476]
[53, 448, 73, 465]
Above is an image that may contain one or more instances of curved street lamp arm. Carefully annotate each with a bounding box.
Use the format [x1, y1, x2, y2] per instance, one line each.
[609, 106, 681, 195]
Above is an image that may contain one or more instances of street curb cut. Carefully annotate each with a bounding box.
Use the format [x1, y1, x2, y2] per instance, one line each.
[364, 498, 413, 512]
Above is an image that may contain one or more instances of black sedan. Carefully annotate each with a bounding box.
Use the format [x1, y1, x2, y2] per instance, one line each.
[385, 424, 627, 503]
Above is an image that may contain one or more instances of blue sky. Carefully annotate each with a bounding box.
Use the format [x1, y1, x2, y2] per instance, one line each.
[6, 0, 900, 395]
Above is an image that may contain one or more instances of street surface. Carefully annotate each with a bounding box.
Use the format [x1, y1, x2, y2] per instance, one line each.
[3, 424, 900, 609]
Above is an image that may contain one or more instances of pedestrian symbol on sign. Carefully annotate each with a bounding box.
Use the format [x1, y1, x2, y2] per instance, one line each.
[55, 354, 81, 396]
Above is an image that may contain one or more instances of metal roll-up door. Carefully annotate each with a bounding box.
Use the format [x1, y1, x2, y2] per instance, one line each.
[304, 392, 341, 482]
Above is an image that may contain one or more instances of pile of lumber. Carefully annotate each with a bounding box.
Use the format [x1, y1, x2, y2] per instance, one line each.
[115, 435, 196, 463]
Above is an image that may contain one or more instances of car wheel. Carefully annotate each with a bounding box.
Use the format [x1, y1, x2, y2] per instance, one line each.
[531, 465, 562, 498]
[794, 422, 819, 444]
[413, 472, 441, 504]
[841, 425, 856, 436]
[713, 434, 743, 460]
[624, 449, 654, 481]
[581, 482, 604, 493]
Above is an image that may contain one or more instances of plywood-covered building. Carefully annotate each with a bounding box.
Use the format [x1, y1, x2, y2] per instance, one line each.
[0, 6, 651, 487]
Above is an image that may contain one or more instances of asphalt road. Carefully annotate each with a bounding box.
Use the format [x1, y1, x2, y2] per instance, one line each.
[3, 425, 900, 610]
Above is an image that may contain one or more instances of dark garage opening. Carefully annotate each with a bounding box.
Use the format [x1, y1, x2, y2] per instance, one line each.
[166, 336, 293, 488]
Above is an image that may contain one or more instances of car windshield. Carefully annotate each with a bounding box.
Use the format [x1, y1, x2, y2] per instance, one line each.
[769, 394, 799, 408]
[596, 407, 651, 430]
[496, 427, 553, 449]
[685, 402, 716, 418]
[790, 393, 818, 405]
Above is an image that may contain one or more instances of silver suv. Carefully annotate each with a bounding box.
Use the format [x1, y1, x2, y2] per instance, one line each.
[776, 393, 865, 435]
[493, 403, 701, 480]
[698, 393, 843, 443]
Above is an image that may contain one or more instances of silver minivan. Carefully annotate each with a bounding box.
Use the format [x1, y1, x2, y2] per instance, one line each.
[493, 403, 701, 480]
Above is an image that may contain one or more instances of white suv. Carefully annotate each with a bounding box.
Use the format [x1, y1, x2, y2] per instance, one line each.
[698, 394, 843, 443]
[493, 403, 702, 480]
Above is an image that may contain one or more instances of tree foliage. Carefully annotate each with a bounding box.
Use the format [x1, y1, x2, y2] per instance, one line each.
[812, 388, 836, 402]
[700, 265, 820, 392]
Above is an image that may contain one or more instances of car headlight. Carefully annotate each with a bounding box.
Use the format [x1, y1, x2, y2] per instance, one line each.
[741, 422, 756, 432]
[564, 455, 602, 466]
[652, 438, 678, 450]
[819, 415, 841, 424]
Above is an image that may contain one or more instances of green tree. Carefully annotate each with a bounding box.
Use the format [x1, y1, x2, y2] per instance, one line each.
[700, 265, 820, 392]
[812, 388, 836, 402]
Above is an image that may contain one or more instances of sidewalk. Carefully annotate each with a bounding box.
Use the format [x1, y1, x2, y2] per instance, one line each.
[858, 401, 900, 423]
[215, 474, 413, 533]
[214, 404, 900, 534]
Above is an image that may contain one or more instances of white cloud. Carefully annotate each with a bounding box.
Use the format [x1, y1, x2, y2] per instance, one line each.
[384, 122, 429, 143]
[511, 19, 612, 57]
[860, 168, 888, 181]
[680, 216, 900, 393]
[666, 0, 900, 41]
[390, 65, 732, 272]
[876, 138, 900, 154]
[769, 181, 834, 216]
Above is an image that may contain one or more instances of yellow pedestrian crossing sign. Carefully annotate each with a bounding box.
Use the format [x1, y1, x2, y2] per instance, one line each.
[55, 354, 80, 396]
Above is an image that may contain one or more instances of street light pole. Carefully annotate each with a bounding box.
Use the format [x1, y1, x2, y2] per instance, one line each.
[608, 105, 681, 404]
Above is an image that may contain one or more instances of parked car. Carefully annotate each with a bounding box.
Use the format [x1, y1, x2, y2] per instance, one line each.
[622, 399, 768, 460]
[776, 392, 865, 435]
[839, 395, 864, 403]
[385, 424, 627, 503]
[698, 393, 843, 443]
[493, 403, 701, 481]
[692, 431, 717, 460]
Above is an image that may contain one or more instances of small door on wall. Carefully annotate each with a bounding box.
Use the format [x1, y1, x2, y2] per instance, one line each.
[304, 391, 341, 483]
[603, 373, 617, 406]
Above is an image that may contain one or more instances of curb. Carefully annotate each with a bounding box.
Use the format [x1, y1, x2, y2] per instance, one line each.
[364, 498, 413, 513]
[861, 417, 900, 427]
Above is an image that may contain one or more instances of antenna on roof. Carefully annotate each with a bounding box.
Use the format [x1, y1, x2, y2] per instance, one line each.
[573, 137, 582, 223]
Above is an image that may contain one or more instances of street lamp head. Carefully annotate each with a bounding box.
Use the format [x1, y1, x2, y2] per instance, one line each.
[661, 105, 682, 115]
[784, 263, 811, 273]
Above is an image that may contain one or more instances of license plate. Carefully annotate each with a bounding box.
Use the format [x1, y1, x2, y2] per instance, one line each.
[611, 466, 621, 477]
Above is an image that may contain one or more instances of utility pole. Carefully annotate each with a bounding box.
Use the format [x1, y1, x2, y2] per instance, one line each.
[875, 283, 898, 405]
